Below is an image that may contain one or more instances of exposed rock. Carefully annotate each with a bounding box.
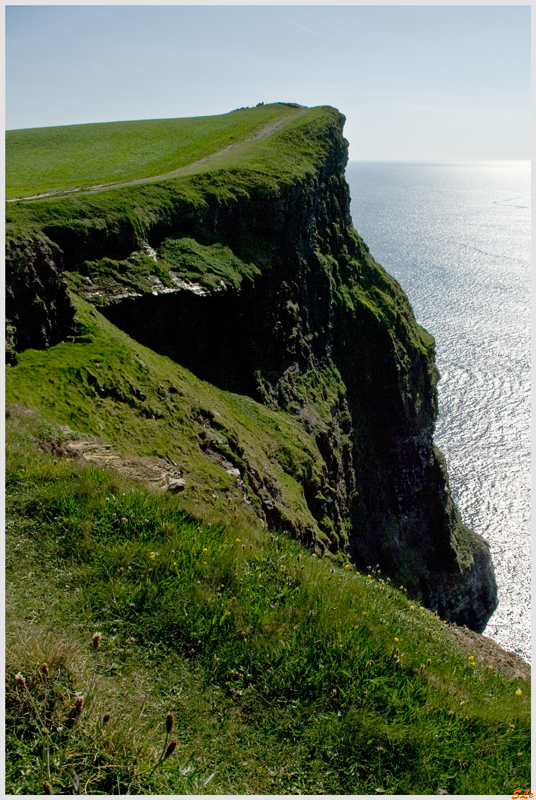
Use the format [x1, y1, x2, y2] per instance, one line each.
[445, 621, 530, 681]
[168, 478, 186, 493]
[5, 234, 76, 361]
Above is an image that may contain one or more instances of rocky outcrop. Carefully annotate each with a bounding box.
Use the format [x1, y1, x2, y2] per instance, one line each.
[4, 108, 498, 630]
[5, 234, 76, 364]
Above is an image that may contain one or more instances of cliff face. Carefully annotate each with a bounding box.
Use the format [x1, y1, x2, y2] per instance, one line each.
[5, 235, 76, 364]
[5, 108, 498, 631]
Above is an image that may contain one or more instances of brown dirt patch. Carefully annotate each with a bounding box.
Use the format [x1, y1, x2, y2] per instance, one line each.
[59, 428, 183, 492]
[445, 621, 530, 682]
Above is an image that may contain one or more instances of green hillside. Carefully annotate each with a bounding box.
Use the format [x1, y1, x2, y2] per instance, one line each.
[6, 104, 301, 198]
[6, 401, 530, 795]
[6, 296, 530, 796]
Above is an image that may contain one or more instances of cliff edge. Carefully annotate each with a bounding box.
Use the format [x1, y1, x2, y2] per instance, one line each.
[5, 104, 498, 631]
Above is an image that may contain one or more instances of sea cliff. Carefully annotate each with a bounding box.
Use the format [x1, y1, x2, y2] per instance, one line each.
[5, 104, 498, 631]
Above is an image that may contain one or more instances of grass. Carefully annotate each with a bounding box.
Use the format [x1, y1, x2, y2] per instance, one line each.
[6, 104, 301, 198]
[6, 404, 531, 795]
[5, 105, 340, 249]
[5, 294, 331, 548]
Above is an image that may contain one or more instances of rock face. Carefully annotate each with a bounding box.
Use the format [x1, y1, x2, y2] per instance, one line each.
[5, 235, 76, 364]
[4, 109, 498, 631]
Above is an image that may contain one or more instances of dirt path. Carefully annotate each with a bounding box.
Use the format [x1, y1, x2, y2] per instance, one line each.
[7, 108, 308, 203]
[59, 427, 186, 493]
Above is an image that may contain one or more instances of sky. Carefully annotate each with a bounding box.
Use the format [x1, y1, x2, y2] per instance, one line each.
[5, 4, 531, 161]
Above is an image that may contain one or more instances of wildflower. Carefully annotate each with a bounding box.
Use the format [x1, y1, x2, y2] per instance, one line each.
[515, 689, 523, 696]
[488, 664, 494, 669]
[394, 637, 399, 642]
[203, 548, 208, 552]
[166, 712, 174, 734]
[74, 696, 84, 716]
[164, 739, 177, 759]
[356, 571, 360, 575]
[14, 673, 26, 687]
[235, 538, 240, 542]
[312, 553, 317, 557]
[41, 727, 50, 736]
[362, 611, 367, 615]
[92, 632, 102, 650]
[345, 564, 350, 569]
[149, 552, 156, 559]
[468, 655, 475, 660]
[410, 605, 415, 609]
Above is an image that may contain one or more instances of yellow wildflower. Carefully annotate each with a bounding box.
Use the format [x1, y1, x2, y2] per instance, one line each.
[149, 552, 156, 559]
[516, 689, 523, 696]
[394, 637, 399, 642]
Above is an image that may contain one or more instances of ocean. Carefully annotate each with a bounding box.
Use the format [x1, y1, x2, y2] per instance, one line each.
[346, 161, 531, 664]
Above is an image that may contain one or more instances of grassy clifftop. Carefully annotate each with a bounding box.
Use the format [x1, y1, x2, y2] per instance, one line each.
[6, 103, 304, 198]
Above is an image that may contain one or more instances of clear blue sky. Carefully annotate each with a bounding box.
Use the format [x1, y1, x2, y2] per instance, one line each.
[5, 4, 531, 161]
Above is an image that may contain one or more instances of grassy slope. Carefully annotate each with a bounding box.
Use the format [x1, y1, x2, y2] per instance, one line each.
[6, 295, 327, 544]
[6, 405, 530, 795]
[6, 104, 300, 198]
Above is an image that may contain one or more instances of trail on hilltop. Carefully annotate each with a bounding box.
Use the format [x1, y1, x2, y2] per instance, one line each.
[6, 109, 307, 203]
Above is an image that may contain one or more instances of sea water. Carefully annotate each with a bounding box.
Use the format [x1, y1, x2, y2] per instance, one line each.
[346, 161, 531, 663]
